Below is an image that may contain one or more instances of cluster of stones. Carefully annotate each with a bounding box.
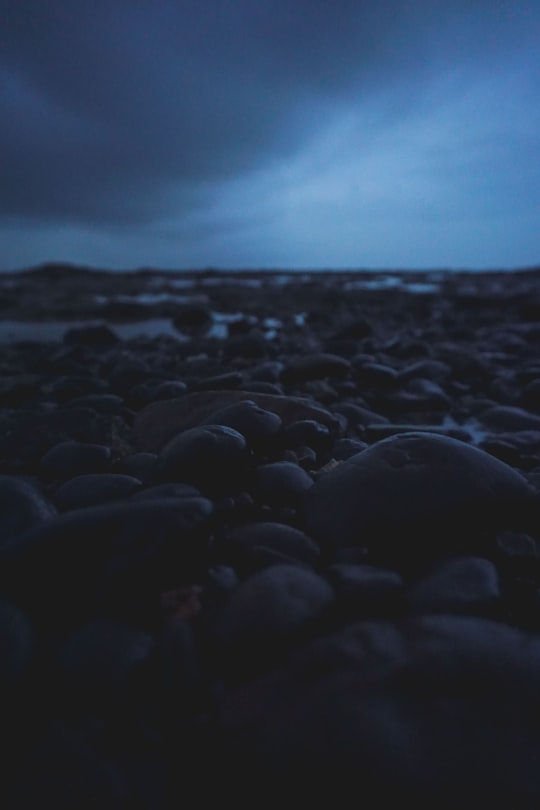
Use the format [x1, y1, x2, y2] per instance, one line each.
[1, 278, 540, 806]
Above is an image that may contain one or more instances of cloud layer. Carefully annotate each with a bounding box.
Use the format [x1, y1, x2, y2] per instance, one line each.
[1, 1, 539, 269]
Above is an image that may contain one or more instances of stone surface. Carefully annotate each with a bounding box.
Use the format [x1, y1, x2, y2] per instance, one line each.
[302, 432, 534, 561]
[134, 390, 341, 452]
[213, 616, 540, 803]
[0, 475, 56, 544]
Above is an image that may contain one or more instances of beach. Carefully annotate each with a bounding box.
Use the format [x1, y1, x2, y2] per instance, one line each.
[1, 264, 540, 805]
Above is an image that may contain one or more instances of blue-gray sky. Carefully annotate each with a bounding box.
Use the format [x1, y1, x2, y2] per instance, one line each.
[1, 0, 539, 270]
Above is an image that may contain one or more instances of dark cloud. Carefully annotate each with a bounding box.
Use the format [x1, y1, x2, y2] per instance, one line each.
[0, 1, 538, 267]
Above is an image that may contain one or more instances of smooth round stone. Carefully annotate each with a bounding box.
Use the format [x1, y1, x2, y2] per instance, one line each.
[9, 720, 128, 809]
[151, 380, 188, 401]
[398, 360, 451, 382]
[1, 497, 213, 625]
[327, 563, 404, 612]
[63, 323, 119, 346]
[172, 305, 212, 329]
[354, 362, 399, 387]
[58, 620, 153, 691]
[40, 440, 112, 478]
[112, 452, 157, 483]
[522, 379, 540, 410]
[479, 405, 540, 431]
[0, 475, 56, 544]
[201, 400, 282, 450]
[66, 394, 126, 415]
[302, 433, 534, 559]
[281, 353, 351, 383]
[283, 420, 332, 451]
[130, 482, 202, 500]
[133, 390, 340, 453]
[0, 601, 33, 683]
[325, 438, 368, 461]
[407, 556, 501, 614]
[216, 522, 320, 568]
[215, 564, 334, 652]
[331, 402, 390, 428]
[386, 377, 450, 410]
[242, 381, 284, 395]
[248, 361, 284, 383]
[154, 425, 249, 492]
[254, 461, 314, 507]
[214, 616, 540, 801]
[191, 372, 245, 391]
[52, 474, 143, 511]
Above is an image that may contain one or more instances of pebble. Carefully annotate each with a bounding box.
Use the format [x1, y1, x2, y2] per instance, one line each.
[0, 601, 33, 683]
[214, 564, 334, 658]
[58, 619, 154, 693]
[154, 425, 250, 492]
[52, 473, 143, 510]
[327, 563, 404, 614]
[1, 497, 213, 626]
[200, 400, 282, 450]
[407, 556, 501, 614]
[40, 440, 112, 478]
[0, 474, 56, 543]
[4, 268, 540, 805]
[254, 461, 314, 507]
[214, 522, 320, 569]
[281, 353, 351, 383]
[134, 390, 340, 453]
[213, 615, 540, 803]
[302, 432, 535, 563]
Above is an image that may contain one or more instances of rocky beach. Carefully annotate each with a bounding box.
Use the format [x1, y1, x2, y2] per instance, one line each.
[1, 263, 540, 806]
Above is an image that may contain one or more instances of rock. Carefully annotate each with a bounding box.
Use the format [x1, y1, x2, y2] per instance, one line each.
[283, 420, 332, 451]
[327, 563, 404, 613]
[254, 462, 313, 507]
[213, 616, 540, 804]
[172, 305, 212, 330]
[386, 377, 450, 411]
[191, 372, 244, 391]
[324, 438, 369, 461]
[134, 390, 341, 453]
[52, 473, 143, 511]
[0, 497, 213, 627]
[154, 425, 249, 493]
[112, 452, 157, 482]
[215, 522, 320, 569]
[66, 394, 126, 415]
[281, 353, 351, 383]
[41, 440, 112, 478]
[58, 620, 153, 693]
[215, 564, 334, 657]
[302, 432, 535, 563]
[354, 362, 399, 387]
[407, 556, 501, 614]
[63, 323, 119, 347]
[0, 475, 56, 544]
[130, 482, 202, 500]
[0, 601, 33, 683]
[200, 400, 282, 450]
[331, 402, 390, 428]
[479, 405, 540, 431]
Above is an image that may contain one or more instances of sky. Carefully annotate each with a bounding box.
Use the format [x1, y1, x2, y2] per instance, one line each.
[1, 0, 539, 271]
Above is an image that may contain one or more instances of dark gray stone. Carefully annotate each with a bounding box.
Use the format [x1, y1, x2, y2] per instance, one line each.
[302, 432, 535, 561]
[0, 475, 56, 544]
[407, 556, 501, 613]
[53, 473, 143, 510]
